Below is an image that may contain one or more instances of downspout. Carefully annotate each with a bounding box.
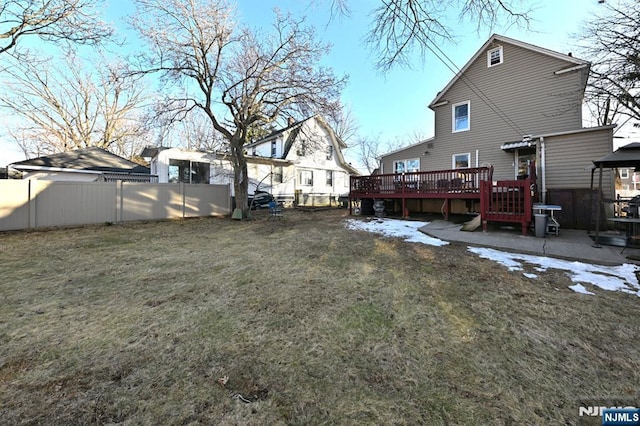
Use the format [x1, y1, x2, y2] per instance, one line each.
[475, 149, 479, 168]
[540, 137, 547, 204]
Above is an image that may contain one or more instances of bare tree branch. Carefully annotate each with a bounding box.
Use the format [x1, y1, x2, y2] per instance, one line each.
[329, 0, 534, 71]
[576, 0, 640, 127]
[0, 0, 113, 59]
[0, 53, 151, 158]
[131, 0, 345, 218]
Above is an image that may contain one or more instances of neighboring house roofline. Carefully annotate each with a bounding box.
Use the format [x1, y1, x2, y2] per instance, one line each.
[9, 147, 150, 174]
[245, 114, 359, 175]
[380, 137, 435, 158]
[245, 115, 315, 148]
[428, 33, 590, 108]
[9, 165, 103, 174]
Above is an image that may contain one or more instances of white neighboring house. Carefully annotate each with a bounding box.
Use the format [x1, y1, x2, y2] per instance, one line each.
[142, 115, 360, 205]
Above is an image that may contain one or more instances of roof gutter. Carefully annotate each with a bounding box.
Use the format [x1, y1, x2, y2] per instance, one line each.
[554, 64, 588, 75]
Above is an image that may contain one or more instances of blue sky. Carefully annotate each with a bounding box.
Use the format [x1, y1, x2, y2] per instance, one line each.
[0, 0, 605, 167]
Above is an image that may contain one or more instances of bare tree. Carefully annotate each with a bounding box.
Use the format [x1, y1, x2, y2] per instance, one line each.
[328, 0, 533, 71]
[131, 0, 345, 218]
[0, 0, 112, 60]
[325, 103, 360, 145]
[576, 0, 640, 127]
[150, 108, 226, 151]
[354, 130, 428, 174]
[0, 53, 151, 158]
[356, 135, 384, 174]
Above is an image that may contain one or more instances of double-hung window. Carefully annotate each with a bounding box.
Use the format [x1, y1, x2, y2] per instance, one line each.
[273, 166, 283, 183]
[452, 101, 470, 132]
[300, 170, 313, 186]
[452, 153, 470, 169]
[326, 170, 333, 186]
[487, 46, 503, 67]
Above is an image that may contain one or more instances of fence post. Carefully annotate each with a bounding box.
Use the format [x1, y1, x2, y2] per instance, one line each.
[115, 180, 123, 223]
[28, 180, 36, 229]
[181, 182, 186, 218]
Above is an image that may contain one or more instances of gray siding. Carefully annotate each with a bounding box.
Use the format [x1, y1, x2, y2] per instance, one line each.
[381, 39, 590, 181]
[545, 128, 614, 198]
[381, 142, 429, 174]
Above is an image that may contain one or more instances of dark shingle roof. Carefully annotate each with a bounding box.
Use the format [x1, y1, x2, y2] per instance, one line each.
[11, 147, 149, 174]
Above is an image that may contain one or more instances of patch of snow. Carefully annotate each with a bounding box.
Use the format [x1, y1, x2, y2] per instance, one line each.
[344, 217, 640, 297]
[569, 284, 596, 295]
[468, 247, 640, 297]
[344, 218, 448, 247]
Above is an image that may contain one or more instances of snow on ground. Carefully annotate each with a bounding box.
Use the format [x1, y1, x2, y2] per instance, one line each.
[344, 218, 449, 247]
[344, 217, 640, 297]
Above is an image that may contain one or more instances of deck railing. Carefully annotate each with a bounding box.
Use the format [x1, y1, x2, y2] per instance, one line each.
[350, 166, 494, 197]
[480, 178, 534, 235]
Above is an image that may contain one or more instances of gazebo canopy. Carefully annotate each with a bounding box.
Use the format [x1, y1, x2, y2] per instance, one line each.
[591, 142, 640, 247]
[593, 142, 640, 169]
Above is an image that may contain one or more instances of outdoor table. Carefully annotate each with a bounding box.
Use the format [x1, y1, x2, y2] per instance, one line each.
[607, 217, 640, 248]
[532, 204, 562, 236]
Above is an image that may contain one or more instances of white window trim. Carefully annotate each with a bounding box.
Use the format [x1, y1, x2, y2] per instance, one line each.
[487, 46, 503, 67]
[452, 101, 470, 133]
[620, 169, 630, 179]
[393, 158, 420, 173]
[393, 160, 406, 174]
[299, 169, 313, 186]
[452, 153, 471, 169]
[406, 158, 420, 172]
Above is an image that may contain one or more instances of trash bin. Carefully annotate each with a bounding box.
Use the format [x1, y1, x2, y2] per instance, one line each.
[534, 213, 547, 238]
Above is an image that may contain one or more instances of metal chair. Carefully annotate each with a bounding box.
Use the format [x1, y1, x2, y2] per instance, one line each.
[268, 200, 283, 220]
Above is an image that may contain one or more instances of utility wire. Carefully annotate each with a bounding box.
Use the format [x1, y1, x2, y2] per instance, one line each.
[425, 38, 528, 137]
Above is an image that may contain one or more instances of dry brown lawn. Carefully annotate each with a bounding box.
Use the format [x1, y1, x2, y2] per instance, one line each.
[1, 209, 638, 425]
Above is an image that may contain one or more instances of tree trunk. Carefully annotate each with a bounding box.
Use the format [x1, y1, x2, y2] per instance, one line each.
[230, 138, 250, 218]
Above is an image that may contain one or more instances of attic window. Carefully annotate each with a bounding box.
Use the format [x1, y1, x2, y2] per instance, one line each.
[488, 46, 503, 67]
[296, 140, 307, 157]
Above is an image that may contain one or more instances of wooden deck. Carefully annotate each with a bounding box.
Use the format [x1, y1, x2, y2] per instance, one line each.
[350, 166, 536, 234]
[349, 167, 493, 199]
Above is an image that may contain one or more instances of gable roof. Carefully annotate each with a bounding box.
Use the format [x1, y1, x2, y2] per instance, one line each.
[245, 116, 315, 148]
[381, 137, 435, 158]
[10, 147, 150, 174]
[429, 34, 590, 108]
[246, 115, 360, 175]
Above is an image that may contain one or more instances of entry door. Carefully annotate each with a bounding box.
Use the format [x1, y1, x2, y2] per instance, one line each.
[516, 148, 536, 179]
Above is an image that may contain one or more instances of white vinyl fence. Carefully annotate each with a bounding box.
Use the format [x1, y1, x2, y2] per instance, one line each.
[0, 180, 231, 232]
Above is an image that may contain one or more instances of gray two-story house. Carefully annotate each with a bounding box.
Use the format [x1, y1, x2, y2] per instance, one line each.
[378, 34, 615, 228]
